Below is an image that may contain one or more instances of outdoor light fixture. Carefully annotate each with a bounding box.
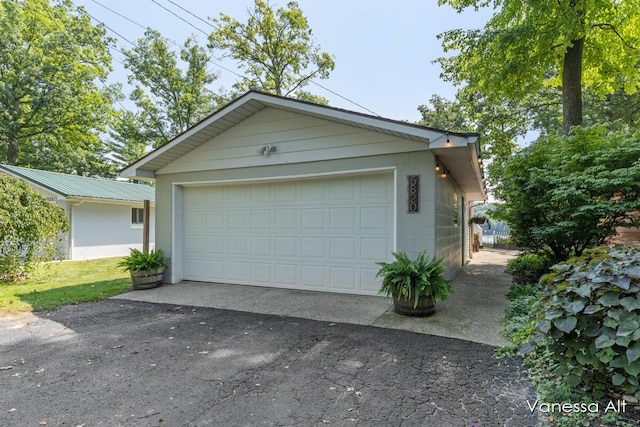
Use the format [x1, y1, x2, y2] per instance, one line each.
[435, 163, 441, 172]
[446, 132, 451, 145]
[440, 169, 447, 179]
[257, 145, 277, 157]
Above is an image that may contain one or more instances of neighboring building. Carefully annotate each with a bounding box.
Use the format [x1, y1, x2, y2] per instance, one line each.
[0, 165, 155, 260]
[120, 91, 485, 296]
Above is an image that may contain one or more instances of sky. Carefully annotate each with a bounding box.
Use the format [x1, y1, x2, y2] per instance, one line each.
[73, 0, 494, 124]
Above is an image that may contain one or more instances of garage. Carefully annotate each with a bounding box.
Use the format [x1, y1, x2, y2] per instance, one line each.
[120, 91, 486, 294]
[181, 173, 395, 295]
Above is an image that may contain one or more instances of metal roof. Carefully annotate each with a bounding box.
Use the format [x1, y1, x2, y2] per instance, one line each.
[0, 165, 155, 203]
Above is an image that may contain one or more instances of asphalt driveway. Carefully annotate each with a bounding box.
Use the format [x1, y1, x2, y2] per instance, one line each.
[1, 299, 543, 426]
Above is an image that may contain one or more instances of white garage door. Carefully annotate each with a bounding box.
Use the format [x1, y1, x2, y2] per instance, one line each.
[181, 173, 394, 295]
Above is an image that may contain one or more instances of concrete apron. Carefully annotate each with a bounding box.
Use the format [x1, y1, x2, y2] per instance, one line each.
[113, 248, 519, 347]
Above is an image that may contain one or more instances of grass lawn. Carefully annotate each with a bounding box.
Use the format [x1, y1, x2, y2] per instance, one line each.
[0, 257, 132, 316]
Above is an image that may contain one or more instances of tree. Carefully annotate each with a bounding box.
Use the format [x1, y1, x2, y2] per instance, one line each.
[0, 175, 69, 281]
[493, 125, 640, 262]
[0, 0, 117, 175]
[417, 90, 525, 186]
[122, 29, 223, 149]
[107, 109, 151, 170]
[437, 0, 640, 134]
[208, 0, 335, 99]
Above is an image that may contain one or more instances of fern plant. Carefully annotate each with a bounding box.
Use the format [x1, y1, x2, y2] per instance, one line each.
[117, 248, 169, 274]
[376, 251, 453, 308]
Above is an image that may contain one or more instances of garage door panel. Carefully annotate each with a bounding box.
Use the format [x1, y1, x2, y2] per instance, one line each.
[330, 267, 357, 291]
[301, 209, 325, 230]
[275, 237, 297, 257]
[361, 237, 389, 260]
[227, 211, 247, 228]
[205, 211, 225, 229]
[330, 237, 356, 260]
[250, 263, 272, 284]
[182, 173, 394, 295]
[227, 261, 249, 281]
[330, 208, 356, 230]
[206, 237, 225, 254]
[251, 236, 272, 256]
[301, 237, 325, 258]
[227, 236, 248, 254]
[361, 207, 391, 230]
[275, 263, 297, 285]
[300, 265, 326, 289]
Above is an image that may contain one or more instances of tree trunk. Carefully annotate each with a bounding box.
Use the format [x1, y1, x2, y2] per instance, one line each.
[7, 136, 19, 165]
[562, 38, 584, 135]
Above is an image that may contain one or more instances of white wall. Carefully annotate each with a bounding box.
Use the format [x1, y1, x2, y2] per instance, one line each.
[69, 202, 155, 260]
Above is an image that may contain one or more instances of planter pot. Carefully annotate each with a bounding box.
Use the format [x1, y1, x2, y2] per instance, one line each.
[130, 268, 165, 290]
[392, 293, 436, 317]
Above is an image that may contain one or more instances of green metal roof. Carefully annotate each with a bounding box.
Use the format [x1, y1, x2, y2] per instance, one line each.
[0, 165, 155, 203]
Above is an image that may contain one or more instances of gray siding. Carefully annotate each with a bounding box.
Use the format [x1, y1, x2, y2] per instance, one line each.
[434, 169, 464, 279]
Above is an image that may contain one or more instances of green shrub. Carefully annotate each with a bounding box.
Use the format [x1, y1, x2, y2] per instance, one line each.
[0, 175, 69, 281]
[505, 252, 552, 285]
[503, 283, 541, 346]
[531, 244, 640, 400]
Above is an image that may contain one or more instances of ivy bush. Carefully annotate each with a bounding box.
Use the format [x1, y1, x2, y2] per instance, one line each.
[0, 175, 69, 281]
[505, 252, 553, 285]
[531, 245, 640, 400]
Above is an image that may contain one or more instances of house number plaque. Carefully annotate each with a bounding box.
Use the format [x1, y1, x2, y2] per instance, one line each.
[407, 175, 420, 213]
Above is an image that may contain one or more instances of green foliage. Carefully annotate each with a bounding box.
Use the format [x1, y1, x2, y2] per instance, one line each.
[117, 248, 169, 274]
[0, 0, 117, 176]
[502, 283, 540, 346]
[532, 245, 640, 400]
[376, 252, 453, 308]
[505, 253, 553, 285]
[121, 29, 223, 150]
[493, 125, 640, 263]
[208, 0, 335, 98]
[417, 90, 523, 186]
[0, 175, 69, 281]
[437, 0, 640, 132]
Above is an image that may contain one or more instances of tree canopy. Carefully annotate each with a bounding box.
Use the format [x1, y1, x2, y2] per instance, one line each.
[437, 0, 640, 134]
[121, 29, 223, 150]
[0, 0, 117, 175]
[208, 0, 335, 99]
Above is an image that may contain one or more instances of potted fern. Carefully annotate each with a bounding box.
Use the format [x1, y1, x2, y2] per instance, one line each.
[118, 248, 169, 290]
[376, 251, 453, 316]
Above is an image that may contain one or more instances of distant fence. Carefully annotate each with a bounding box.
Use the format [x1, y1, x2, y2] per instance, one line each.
[481, 232, 510, 245]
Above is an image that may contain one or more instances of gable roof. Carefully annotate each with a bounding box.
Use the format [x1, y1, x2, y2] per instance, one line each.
[0, 165, 155, 203]
[120, 91, 485, 200]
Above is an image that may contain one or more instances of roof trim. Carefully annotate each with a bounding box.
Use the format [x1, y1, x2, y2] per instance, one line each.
[120, 91, 474, 179]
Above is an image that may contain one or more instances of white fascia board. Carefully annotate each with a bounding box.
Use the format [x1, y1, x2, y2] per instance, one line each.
[65, 196, 156, 206]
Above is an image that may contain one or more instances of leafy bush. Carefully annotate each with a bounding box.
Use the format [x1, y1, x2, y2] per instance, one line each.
[502, 283, 541, 346]
[505, 253, 552, 285]
[531, 245, 640, 400]
[493, 125, 640, 263]
[376, 251, 453, 307]
[0, 175, 69, 281]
